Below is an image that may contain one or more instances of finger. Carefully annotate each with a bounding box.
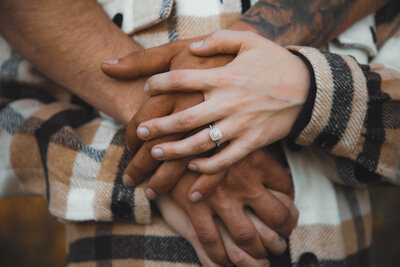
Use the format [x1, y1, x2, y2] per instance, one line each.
[155, 195, 222, 267]
[188, 171, 227, 203]
[216, 220, 270, 267]
[270, 190, 299, 229]
[123, 134, 181, 186]
[101, 41, 183, 80]
[245, 210, 288, 255]
[188, 205, 231, 266]
[249, 149, 294, 197]
[189, 140, 252, 174]
[190, 30, 259, 57]
[145, 159, 191, 199]
[246, 189, 293, 238]
[137, 99, 223, 140]
[150, 119, 236, 160]
[213, 202, 267, 259]
[126, 95, 175, 153]
[145, 68, 221, 95]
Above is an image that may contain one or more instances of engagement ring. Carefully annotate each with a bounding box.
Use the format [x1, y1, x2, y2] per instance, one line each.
[209, 124, 222, 147]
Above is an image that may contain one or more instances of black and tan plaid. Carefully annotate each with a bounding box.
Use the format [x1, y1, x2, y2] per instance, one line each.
[0, 0, 399, 266]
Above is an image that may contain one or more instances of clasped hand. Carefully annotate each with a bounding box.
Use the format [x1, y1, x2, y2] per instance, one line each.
[102, 30, 302, 266]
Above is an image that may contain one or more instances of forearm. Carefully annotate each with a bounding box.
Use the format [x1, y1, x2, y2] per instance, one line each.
[0, 0, 146, 123]
[230, 0, 389, 46]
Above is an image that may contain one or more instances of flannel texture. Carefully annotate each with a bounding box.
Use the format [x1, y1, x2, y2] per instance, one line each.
[0, 0, 399, 266]
[288, 46, 400, 187]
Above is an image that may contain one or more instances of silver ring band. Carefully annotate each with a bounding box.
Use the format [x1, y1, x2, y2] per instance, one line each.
[209, 124, 222, 147]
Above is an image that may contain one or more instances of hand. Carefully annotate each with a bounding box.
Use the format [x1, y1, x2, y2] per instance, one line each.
[157, 195, 271, 267]
[101, 36, 233, 188]
[166, 148, 297, 266]
[102, 35, 299, 264]
[133, 30, 310, 174]
[122, 95, 298, 264]
[101, 35, 232, 80]
[121, 93, 291, 204]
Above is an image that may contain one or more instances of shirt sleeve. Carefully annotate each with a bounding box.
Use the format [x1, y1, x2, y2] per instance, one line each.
[1, 80, 152, 224]
[286, 46, 400, 186]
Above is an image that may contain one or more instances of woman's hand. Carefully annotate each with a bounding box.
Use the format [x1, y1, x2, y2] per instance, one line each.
[136, 30, 310, 174]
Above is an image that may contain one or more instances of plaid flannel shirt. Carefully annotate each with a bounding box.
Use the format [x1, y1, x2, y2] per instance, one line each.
[1, 0, 399, 266]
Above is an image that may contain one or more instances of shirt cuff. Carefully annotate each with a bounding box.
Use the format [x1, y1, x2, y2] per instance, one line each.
[285, 46, 368, 156]
[286, 50, 317, 142]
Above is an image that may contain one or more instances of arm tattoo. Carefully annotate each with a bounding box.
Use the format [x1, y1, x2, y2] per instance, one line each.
[239, 0, 360, 46]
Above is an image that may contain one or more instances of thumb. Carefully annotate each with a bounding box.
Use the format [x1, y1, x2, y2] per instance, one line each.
[101, 42, 182, 80]
[190, 30, 256, 57]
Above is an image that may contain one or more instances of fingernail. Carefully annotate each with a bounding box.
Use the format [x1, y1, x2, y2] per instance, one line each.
[144, 82, 149, 93]
[189, 192, 203, 203]
[145, 188, 157, 200]
[191, 40, 204, 49]
[123, 174, 135, 186]
[188, 163, 198, 171]
[137, 127, 149, 138]
[103, 59, 118, 65]
[153, 148, 164, 158]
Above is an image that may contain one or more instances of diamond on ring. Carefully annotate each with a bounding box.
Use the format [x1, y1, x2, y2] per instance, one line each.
[209, 125, 222, 147]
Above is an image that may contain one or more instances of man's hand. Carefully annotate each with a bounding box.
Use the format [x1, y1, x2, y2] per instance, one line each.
[101, 35, 232, 81]
[158, 147, 298, 266]
[101, 37, 233, 192]
[157, 195, 271, 267]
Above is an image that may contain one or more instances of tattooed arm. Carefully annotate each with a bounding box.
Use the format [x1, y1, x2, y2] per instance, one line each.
[231, 0, 389, 46]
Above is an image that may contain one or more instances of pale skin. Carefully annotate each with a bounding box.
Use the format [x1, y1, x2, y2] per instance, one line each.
[135, 30, 310, 174]
[136, 30, 310, 174]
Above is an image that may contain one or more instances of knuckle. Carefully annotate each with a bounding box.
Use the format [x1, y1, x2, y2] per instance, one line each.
[211, 253, 230, 266]
[218, 70, 241, 86]
[177, 113, 195, 130]
[130, 163, 147, 177]
[261, 228, 278, 245]
[169, 71, 186, 88]
[280, 179, 294, 197]
[217, 157, 231, 170]
[249, 150, 267, 166]
[229, 169, 251, 187]
[229, 247, 246, 265]
[271, 207, 291, 233]
[249, 134, 266, 148]
[196, 139, 213, 153]
[232, 229, 257, 247]
[148, 176, 172, 194]
[213, 197, 232, 211]
[197, 231, 218, 246]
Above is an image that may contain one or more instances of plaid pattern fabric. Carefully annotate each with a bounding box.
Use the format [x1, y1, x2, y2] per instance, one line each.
[65, 217, 201, 266]
[1, 79, 151, 223]
[0, 0, 399, 266]
[288, 46, 400, 187]
[285, 146, 375, 266]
